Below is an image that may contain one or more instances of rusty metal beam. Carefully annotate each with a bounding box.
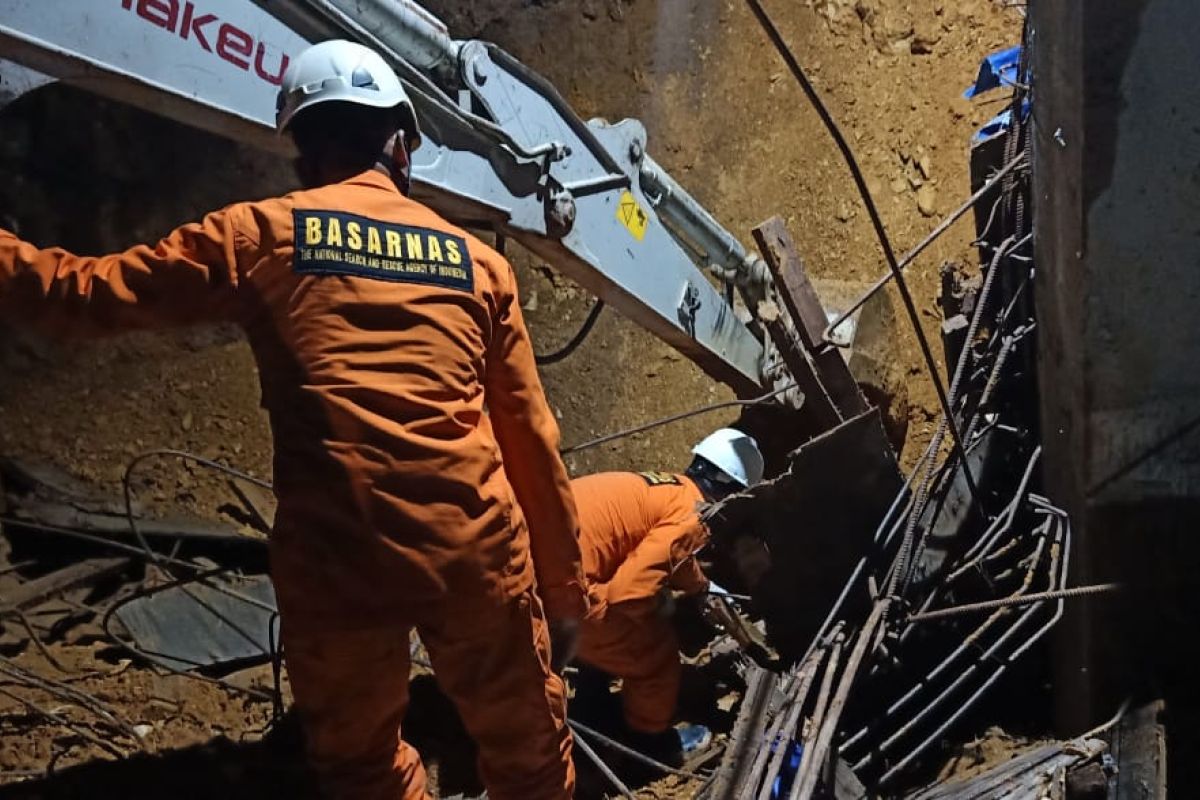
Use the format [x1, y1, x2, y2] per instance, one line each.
[753, 218, 867, 420]
[758, 300, 842, 431]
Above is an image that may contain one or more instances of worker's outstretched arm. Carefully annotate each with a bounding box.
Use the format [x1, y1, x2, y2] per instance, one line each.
[598, 513, 709, 612]
[483, 253, 587, 624]
[0, 207, 248, 335]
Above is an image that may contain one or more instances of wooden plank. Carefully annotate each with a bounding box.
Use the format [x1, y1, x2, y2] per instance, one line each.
[907, 738, 1105, 799]
[11, 500, 259, 544]
[1113, 701, 1167, 800]
[753, 218, 868, 419]
[0, 558, 129, 613]
[228, 478, 277, 532]
[711, 665, 779, 799]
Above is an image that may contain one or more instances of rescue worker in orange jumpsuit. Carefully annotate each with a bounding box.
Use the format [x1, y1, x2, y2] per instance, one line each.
[0, 41, 584, 800]
[572, 428, 764, 764]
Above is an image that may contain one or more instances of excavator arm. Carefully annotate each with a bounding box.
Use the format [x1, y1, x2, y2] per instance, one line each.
[0, 0, 785, 395]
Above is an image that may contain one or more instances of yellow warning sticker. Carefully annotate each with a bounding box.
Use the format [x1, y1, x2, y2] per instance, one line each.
[616, 190, 649, 241]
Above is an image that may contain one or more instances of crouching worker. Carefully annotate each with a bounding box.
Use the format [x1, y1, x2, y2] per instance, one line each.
[572, 428, 765, 764]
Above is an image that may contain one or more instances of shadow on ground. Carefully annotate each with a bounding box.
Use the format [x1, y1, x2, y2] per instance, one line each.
[0, 721, 318, 800]
[0, 632, 739, 800]
[0, 674, 483, 800]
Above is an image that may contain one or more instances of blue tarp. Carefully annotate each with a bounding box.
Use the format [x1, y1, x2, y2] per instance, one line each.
[964, 45, 1022, 98]
[771, 741, 804, 798]
[972, 98, 1032, 144]
[964, 44, 1030, 143]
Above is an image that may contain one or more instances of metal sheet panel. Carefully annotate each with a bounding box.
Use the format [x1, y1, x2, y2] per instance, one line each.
[114, 575, 277, 670]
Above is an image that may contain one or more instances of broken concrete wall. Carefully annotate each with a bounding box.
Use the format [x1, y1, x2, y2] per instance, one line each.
[1032, 0, 1200, 787]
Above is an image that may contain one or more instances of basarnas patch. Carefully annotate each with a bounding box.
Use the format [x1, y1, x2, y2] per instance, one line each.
[293, 209, 474, 292]
[637, 471, 681, 487]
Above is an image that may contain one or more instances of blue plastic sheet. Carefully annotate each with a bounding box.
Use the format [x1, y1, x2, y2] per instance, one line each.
[963, 45, 1021, 98]
[771, 741, 804, 798]
[972, 97, 1031, 144]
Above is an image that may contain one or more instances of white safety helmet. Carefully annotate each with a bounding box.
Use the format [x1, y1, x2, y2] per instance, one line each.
[276, 40, 421, 150]
[692, 428, 765, 489]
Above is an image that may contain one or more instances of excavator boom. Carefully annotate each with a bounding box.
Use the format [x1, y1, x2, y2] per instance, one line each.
[0, 0, 783, 395]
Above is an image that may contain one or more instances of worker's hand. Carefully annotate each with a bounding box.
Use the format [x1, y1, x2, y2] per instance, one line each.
[584, 584, 609, 622]
[698, 593, 727, 629]
[548, 616, 580, 673]
[654, 586, 678, 621]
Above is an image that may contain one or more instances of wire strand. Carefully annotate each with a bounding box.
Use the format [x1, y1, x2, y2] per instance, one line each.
[560, 381, 797, 455]
[569, 719, 708, 780]
[122, 449, 271, 566]
[535, 300, 605, 365]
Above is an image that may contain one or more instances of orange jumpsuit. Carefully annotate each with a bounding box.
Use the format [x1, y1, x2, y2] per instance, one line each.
[0, 169, 585, 800]
[572, 471, 709, 733]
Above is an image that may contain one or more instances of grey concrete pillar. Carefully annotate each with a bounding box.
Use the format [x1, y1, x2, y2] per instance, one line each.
[1031, 0, 1200, 768]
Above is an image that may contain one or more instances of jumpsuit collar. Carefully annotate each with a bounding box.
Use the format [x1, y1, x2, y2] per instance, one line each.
[340, 168, 404, 194]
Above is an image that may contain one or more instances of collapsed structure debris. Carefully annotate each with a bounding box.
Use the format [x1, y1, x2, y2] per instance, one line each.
[0, 0, 1170, 797]
[906, 737, 1107, 800]
[0, 452, 279, 684]
[682, 13, 1134, 799]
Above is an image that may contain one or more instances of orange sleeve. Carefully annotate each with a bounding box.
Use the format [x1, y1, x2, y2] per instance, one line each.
[0, 206, 250, 336]
[484, 254, 586, 621]
[598, 489, 709, 607]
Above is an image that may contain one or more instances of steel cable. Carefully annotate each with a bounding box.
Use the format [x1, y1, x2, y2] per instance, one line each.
[568, 719, 708, 781]
[560, 381, 797, 456]
[535, 300, 605, 365]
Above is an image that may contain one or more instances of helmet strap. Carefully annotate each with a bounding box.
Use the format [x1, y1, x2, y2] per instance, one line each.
[382, 131, 413, 196]
[685, 456, 741, 502]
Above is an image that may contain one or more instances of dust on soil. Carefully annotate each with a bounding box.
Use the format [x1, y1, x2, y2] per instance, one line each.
[0, 0, 1020, 796]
